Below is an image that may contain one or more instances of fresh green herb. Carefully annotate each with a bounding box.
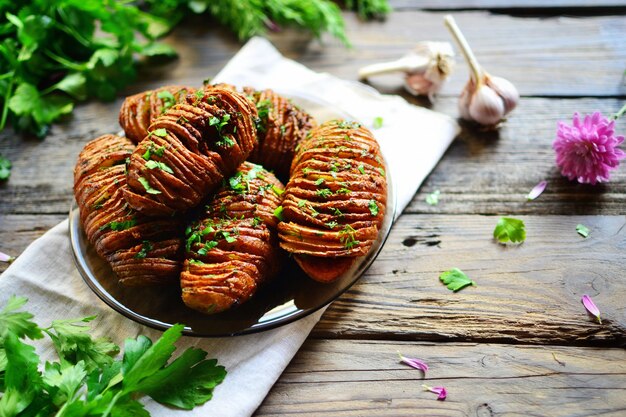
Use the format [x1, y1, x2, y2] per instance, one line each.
[0, 297, 226, 415]
[210, 114, 234, 147]
[439, 268, 476, 292]
[135, 241, 154, 259]
[280, 125, 286, 136]
[100, 219, 137, 232]
[302, 167, 312, 176]
[157, 90, 176, 113]
[142, 142, 166, 161]
[150, 128, 168, 137]
[332, 207, 344, 217]
[336, 187, 351, 195]
[197, 240, 218, 255]
[358, 164, 366, 175]
[0, 155, 12, 180]
[138, 177, 161, 195]
[229, 173, 247, 193]
[316, 188, 333, 199]
[345, 0, 392, 19]
[368, 200, 379, 216]
[326, 221, 338, 229]
[314, 178, 325, 186]
[220, 231, 237, 243]
[188, 259, 206, 266]
[256, 99, 272, 120]
[337, 120, 361, 129]
[298, 200, 306, 208]
[274, 206, 284, 221]
[272, 185, 284, 196]
[576, 224, 590, 238]
[145, 160, 174, 174]
[252, 217, 263, 227]
[372, 116, 383, 129]
[378, 167, 386, 177]
[426, 189, 440, 206]
[493, 217, 526, 244]
[309, 205, 320, 217]
[339, 224, 360, 249]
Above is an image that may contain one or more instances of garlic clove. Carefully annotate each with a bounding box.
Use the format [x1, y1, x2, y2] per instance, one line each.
[485, 75, 519, 114]
[468, 84, 505, 126]
[458, 80, 473, 121]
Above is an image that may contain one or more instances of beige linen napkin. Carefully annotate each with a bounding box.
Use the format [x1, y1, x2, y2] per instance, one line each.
[0, 37, 458, 416]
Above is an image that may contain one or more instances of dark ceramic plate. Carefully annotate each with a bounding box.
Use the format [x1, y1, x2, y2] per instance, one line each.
[69, 94, 396, 337]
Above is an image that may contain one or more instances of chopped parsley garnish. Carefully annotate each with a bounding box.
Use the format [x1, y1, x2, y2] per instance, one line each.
[252, 217, 263, 227]
[576, 224, 590, 238]
[145, 160, 174, 174]
[273, 206, 284, 221]
[100, 218, 136, 232]
[138, 177, 161, 194]
[135, 240, 154, 259]
[426, 189, 440, 206]
[332, 207, 344, 217]
[378, 167, 386, 177]
[314, 178, 325, 186]
[358, 164, 366, 175]
[336, 187, 351, 195]
[195, 90, 205, 102]
[220, 231, 237, 243]
[372, 116, 383, 129]
[316, 188, 333, 199]
[188, 259, 206, 265]
[326, 221, 338, 229]
[272, 185, 284, 196]
[149, 128, 167, 137]
[298, 200, 306, 208]
[210, 114, 233, 147]
[142, 142, 166, 160]
[339, 224, 359, 249]
[197, 240, 218, 255]
[157, 90, 176, 113]
[229, 173, 247, 193]
[280, 125, 286, 136]
[337, 120, 361, 129]
[368, 200, 379, 216]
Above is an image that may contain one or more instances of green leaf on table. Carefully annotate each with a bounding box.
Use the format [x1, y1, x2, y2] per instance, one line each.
[0, 296, 43, 340]
[0, 155, 11, 180]
[493, 217, 526, 244]
[425, 189, 440, 206]
[439, 268, 476, 292]
[0, 332, 43, 414]
[576, 224, 590, 238]
[45, 316, 119, 373]
[373, 116, 383, 129]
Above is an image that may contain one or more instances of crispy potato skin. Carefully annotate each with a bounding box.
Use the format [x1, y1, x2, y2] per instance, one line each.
[74, 134, 183, 286]
[124, 85, 258, 216]
[243, 88, 316, 179]
[278, 120, 387, 282]
[181, 162, 285, 314]
[119, 86, 196, 144]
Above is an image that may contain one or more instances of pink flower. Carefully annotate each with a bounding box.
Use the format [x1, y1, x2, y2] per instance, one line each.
[553, 111, 625, 185]
[398, 352, 429, 374]
[422, 384, 447, 400]
[581, 294, 602, 324]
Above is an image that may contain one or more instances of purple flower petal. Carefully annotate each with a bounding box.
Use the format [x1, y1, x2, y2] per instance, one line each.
[581, 294, 602, 324]
[0, 251, 14, 263]
[398, 352, 429, 374]
[526, 180, 547, 201]
[422, 384, 447, 401]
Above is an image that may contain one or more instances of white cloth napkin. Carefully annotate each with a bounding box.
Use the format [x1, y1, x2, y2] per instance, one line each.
[0, 37, 458, 416]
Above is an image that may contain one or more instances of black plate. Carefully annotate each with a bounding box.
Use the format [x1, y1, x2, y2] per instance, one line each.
[69, 94, 396, 337]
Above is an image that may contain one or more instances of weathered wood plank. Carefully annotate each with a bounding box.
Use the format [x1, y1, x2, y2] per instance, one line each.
[311, 214, 626, 346]
[389, 0, 626, 9]
[255, 339, 626, 416]
[1, 97, 624, 216]
[0, 215, 66, 274]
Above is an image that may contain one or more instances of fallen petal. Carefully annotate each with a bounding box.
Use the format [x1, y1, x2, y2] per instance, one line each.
[581, 294, 602, 324]
[527, 180, 547, 201]
[398, 352, 429, 373]
[0, 251, 14, 263]
[422, 384, 447, 401]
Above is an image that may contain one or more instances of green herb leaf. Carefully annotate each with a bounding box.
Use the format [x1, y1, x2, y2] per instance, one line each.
[576, 224, 590, 238]
[0, 296, 43, 340]
[425, 189, 440, 206]
[135, 241, 154, 259]
[493, 217, 526, 244]
[439, 268, 476, 292]
[273, 206, 284, 221]
[151, 128, 167, 137]
[0, 155, 12, 180]
[368, 200, 379, 216]
[138, 177, 161, 195]
[372, 116, 383, 129]
[145, 160, 174, 174]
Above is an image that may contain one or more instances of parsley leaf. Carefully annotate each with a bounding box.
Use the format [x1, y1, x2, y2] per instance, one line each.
[368, 200, 379, 216]
[0, 155, 13, 180]
[138, 177, 161, 195]
[0, 296, 43, 340]
[273, 206, 284, 221]
[439, 268, 476, 292]
[372, 116, 383, 129]
[425, 189, 440, 206]
[576, 224, 590, 238]
[145, 160, 174, 174]
[493, 217, 526, 244]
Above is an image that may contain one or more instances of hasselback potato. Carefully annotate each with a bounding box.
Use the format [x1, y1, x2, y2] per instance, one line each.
[181, 162, 284, 314]
[74, 134, 183, 286]
[119, 85, 196, 144]
[278, 119, 387, 282]
[123, 85, 258, 216]
[244, 88, 316, 178]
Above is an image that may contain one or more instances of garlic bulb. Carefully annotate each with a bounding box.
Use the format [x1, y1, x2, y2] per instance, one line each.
[444, 15, 519, 126]
[358, 41, 455, 100]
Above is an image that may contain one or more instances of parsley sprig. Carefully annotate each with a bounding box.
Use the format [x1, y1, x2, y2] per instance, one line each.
[0, 296, 226, 415]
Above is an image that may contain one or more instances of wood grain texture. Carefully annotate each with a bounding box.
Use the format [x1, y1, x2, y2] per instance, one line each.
[311, 214, 626, 346]
[1, 97, 624, 216]
[255, 339, 626, 416]
[0, 215, 66, 274]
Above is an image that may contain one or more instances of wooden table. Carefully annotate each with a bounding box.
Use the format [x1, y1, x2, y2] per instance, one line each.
[1, 1, 625, 415]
